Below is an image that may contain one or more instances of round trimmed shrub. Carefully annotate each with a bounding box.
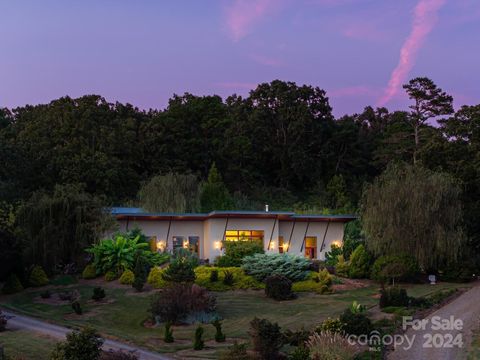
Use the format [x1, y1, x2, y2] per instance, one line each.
[348, 245, 371, 278]
[82, 264, 97, 279]
[339, 308, 372, 336]
[119, 269, 135, 285]
[105, 270, 117, 282]
[147, 266, 167, 288]
[371, 254, 419, 283]
[29, 265, 49, 287]
[1, 273, 24, 294]
[265, 274, 295, 300]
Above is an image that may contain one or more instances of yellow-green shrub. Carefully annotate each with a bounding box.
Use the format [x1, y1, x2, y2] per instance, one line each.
[105, 270, 117, 282]
[194, 266, 264, 291]
[82, 264, 97, 279]
[147, 266, 167, 288]
[119, 269, 135, 285]
[29, 265, 49, 287]
[292, 271, 333, 294]
[335, 255, 350, 278]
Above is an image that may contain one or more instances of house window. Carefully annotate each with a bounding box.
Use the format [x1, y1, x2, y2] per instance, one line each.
[172, 236, 184, 250]
[278, 236, 285, 253]
[305, 237, 317, 259]
[188, 236, 199, 255]
[225, 230, 264, 242]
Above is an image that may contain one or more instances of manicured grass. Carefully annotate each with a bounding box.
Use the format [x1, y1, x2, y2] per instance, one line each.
[0, 280, 470, 359]
[0, 329, 57, 360]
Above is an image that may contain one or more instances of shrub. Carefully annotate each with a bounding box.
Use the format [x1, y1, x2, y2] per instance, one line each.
[284, 328, 311, 346]
[72, 301, 82, 315]
[318, 268, 332, 287]
[371, 255, 419, 284]
[29, 265, 49, 287]
[249, 317, 284, 360]
[216, 240, 264, 267]
[119, 269, 135, 285]
[132, 253, 148, 292]
[348, 245, 371, 279]
[325, 244, 343, 266]
[440, 262, 476, 283]
[164, 322, 174, 343]
[349, 301, 365, 314]
[100, 350, 139, 360]
[242, 253, 310, 282]
[59, 291, 76, 301]
[50, 327, 103, 360]
[1, 273, 24, 294]
[209, 269, 219, 282]
[40, 290, 51, 299]
[219, 342, 249, 360]
[104, 271, 117, 282]
[222, 270, 234, 286]
[306, 331, 359, 360]
[150, 283, 216, 324]
[379, 287, 410, 309]
[334, 255, 350, 278]
[289, 346, 310, 360]
[0, 309, 7, 331]
[162, 250, 198, 283]
[316, 318, 343, 334]
[92, 287, 106, 302]
[193, 326, 205, 350]
[212, 319, 226, 342]
[82, 264, 97, 279]
[292, 271, 332, 294]
[194, 266, 264, 291]
[339, 309, 372, 336]
[265, 275, 294, 300]
[147, 267, 167, 288]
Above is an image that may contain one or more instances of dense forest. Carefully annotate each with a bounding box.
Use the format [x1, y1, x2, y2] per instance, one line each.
[0, 78, 479, 278]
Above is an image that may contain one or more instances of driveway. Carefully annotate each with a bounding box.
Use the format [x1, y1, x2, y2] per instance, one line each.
[2, 310, 171, 360]
[388, 285, 480, 360]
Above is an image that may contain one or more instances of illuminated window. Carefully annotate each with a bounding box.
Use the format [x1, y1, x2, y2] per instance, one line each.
[188, 236, 199, 254]
[172, 236, 184, 250]
[305, 237, 317, 259]
[225, 230, 264, 242]
[278, 236, 285, 253]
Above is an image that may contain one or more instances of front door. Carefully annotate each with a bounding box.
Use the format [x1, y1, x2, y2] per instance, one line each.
[305, 237, 317, 259]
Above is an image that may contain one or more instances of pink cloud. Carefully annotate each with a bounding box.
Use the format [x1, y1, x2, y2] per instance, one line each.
[224, 0, 281, 41]
[249, 53, 283, 67]
[377, 0, 447, 106]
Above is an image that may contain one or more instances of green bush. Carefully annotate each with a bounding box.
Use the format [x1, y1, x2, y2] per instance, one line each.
[371, 254, 419, 284]
[223, 270, 234, 286]
[325, 244, 343, 266]
[82, 264, 97, 279]
[289, 346, 310, 360]
[292, 271, 332, 294]
[162, 249, 198, 283]
[71, 301, 82, 315]
[335, 255, 350, 278]
[249, 317, 284, 360]
[147, 267, 167, 288]
[265, 274, 295, 300]
[119, 269, 135, 285]
[209, 269, 219, 282]
[219, 342, 249, 360]
[215, 240, 264, 267]
[339, 308, 372, 336]
[50, 327, 103, 360]
[212, 319, 226, 342]
[92, 287, 106, 301]
[348, 245, 371, 278]
[132, 253, 148, 292]
[193, 325, 205, 350]
[194, 266, 264, 291]
[379, 287, 410, 308]
[29, 265, 49, 287]
[104, 271, 117, 282]
[242, 253, 310, 282]
[318, 268, 332, 286]
[1, 273, 24, 294]
[316, 318, 343, 334]
[164, 322, 174, 343]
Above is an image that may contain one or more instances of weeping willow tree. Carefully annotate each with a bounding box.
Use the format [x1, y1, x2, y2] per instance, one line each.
[361, 163, 465, 271]
[17, 184, 113, 272]
[138, 172, 201, 213]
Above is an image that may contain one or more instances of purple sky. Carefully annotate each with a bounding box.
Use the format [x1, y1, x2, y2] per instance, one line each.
[1, 0, 479, 117]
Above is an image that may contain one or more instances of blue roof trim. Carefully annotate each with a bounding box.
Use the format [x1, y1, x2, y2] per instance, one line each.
[109, 207, 357, 219]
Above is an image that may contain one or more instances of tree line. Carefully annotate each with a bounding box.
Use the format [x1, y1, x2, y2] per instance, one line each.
[0, 78, 479, 277]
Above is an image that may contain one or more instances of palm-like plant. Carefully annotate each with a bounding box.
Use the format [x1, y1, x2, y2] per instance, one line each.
[86, 234, 148, 274]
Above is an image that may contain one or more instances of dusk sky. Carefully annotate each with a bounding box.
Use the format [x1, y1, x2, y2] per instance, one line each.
[1, 0, 479, 117]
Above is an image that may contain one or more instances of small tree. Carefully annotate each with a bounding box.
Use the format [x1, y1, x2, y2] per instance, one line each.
[193, 326, 205, 350]
[212, 319, 226, 342]
[249, 318, 284, 360]
[132, 253, 148, 292]
[50, 327, 103, 360]
[162, 249, 198, 283]
[164, 322, 174, 343]
[200, 163, 233, 212]
[348, 245, 371, 278]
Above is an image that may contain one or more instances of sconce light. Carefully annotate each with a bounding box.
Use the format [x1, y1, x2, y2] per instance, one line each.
[183, 239, 189, 249]
[156, 240, 166, 252]
[214, 241, 222, 250]
[332, 240, 342, 248]
[283, 243, 289, 251]
[269, 241, 276, 250]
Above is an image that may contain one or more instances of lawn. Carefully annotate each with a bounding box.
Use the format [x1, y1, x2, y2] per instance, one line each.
[0, 280, 468, 359]
[0, 328, 57, 360]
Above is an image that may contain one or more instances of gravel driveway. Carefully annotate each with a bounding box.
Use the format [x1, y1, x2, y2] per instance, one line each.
[2, 310, 171, 360]
[388, 284, 480, 360]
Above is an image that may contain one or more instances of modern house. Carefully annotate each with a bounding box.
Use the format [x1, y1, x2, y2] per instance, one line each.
[110, 207, 356, 262]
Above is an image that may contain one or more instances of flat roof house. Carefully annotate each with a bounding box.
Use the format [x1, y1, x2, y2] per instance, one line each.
[110, 207, 356, 262]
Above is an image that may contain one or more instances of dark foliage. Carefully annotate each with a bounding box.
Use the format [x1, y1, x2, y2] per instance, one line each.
[339, 309, 372, 336]
[162, 249, 198, 283]
[379, 287, 410, 308]
[132, 253, 148, 292]
[284, 328, 311, 346]
[51, 327, 103, 360]
[265, 274, 295, 300]
[216, 240, 264, 267]
[164, 322, 174, 343]
[72, 301, 83, 315]
[92, 287, 106, 301]
[249, 317, 284, 360]
[209, 269, 219, 282]
[212, 319, 226, 342]
[193, 326, 205, 350]
[1, 273, 24, 294]
[222, 270, 234, 286]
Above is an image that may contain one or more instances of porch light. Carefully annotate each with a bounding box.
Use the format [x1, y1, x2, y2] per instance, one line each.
[269, 241, 276, 250]
[332, 240, 342, 248]
[156, 240, 166, 251]
[283, 243, 289, 251]
[214, 241, 222, 250]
